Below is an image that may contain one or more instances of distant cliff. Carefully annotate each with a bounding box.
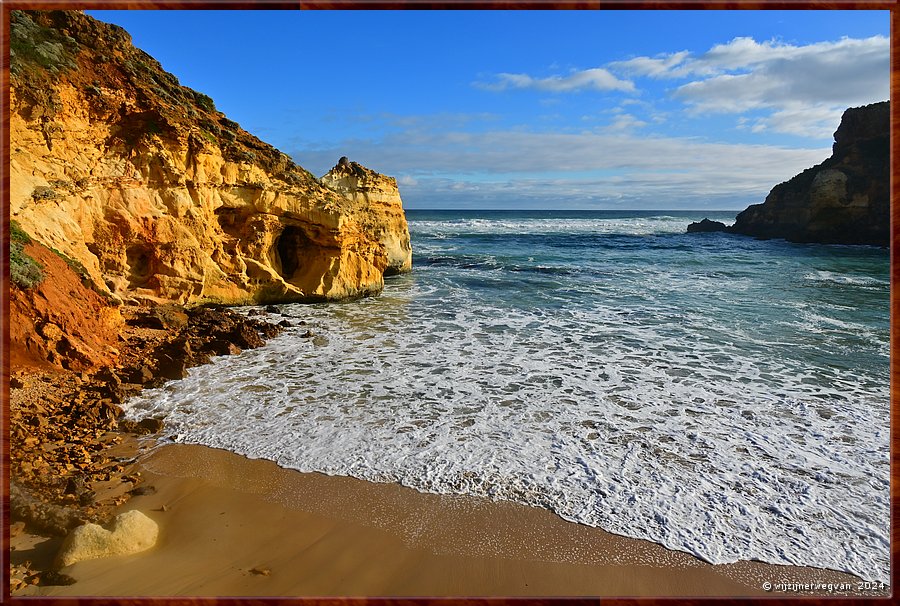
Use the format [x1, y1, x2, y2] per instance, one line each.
[728, 102, 889, 246]
[10, 10, 412, 307]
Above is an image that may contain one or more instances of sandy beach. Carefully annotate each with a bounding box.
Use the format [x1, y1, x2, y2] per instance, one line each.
[11, 442, 879, 598]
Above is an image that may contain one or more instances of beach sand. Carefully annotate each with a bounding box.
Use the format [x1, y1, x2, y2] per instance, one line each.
[15, 443, 878, 597]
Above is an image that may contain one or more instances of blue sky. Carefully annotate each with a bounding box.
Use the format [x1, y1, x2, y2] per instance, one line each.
[88, 10, 889, 209]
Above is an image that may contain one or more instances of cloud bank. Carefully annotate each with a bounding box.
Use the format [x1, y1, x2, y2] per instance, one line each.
[294, 127, 829, 209]
[293, 34, 885, 208]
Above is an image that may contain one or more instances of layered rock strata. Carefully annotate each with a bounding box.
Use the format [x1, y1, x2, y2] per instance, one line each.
[10, 10, 412, 306]
[729, 102, 889, 246]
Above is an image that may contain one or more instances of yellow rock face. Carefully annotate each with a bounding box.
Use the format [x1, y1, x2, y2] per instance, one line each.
[321, 157, 413, 276]
[10, 10, 411, 306]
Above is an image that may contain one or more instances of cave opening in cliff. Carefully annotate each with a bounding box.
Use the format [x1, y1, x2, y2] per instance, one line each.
[126, 243, 154, 288]
[276, 226, 313, 280]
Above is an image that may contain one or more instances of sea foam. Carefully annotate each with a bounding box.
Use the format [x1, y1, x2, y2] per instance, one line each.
[125, 211, 890, 584]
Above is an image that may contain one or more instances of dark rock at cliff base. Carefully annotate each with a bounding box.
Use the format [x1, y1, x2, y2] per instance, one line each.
[156, 337, 192, 380]
[731, 102, 889, 246]
[127, 305, 189, 330]
[138, 417, 164, 433]
[40, 571, 77, 586]
[11, 481, 86, 536]
[128, 305, 284, 384]
[687, 219, 729, 233]
[126, 365, 155, 385]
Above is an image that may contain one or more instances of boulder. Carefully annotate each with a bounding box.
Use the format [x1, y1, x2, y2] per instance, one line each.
[155, 337, 192, 380]
[56, 510, 159, 568]
[138, 417, 164, 433]
[127, 365, 155, 385]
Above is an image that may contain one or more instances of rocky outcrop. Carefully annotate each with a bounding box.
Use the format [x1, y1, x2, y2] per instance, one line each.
[686, 218, 728, 233]
[729, 102, 889, 246]
[321, 157, 412, 276]
[10, 10, 412, 306]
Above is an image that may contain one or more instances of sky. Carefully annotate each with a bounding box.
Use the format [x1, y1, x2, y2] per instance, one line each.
[88, 10, 890, 210]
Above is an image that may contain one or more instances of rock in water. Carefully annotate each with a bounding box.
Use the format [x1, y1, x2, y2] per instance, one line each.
[731, 102, 888, 246]
[55, 510, 159, 567]
[686, 218, 729, 233]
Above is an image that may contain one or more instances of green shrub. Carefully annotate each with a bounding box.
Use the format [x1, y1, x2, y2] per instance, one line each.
[9, 221, 43, 289]
[10, 11, 78, 77]
[31, 186, 56, 201]
[194, 92, 216, 113]
[10, 220, 32, 244]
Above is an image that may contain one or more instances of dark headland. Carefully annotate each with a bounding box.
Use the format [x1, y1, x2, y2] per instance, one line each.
[688, 101, 889, 247]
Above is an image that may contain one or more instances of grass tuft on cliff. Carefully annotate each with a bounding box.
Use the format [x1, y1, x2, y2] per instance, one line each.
[10, 10, 79, 77]
[10, 221, 44, 289]
[50, 246, 90, 283]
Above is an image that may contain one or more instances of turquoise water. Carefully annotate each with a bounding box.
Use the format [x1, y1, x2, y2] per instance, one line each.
[127, 209, 890, 582]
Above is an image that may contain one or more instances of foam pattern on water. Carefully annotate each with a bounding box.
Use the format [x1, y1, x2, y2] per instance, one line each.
[125, 212, 889, 583]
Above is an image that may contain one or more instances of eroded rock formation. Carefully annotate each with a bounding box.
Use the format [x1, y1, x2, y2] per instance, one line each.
[321, 159, 412, 276]
[729, 102, 889, 246]
[10, 10, 412, 306]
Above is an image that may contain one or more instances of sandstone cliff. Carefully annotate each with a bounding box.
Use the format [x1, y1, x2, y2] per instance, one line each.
[729, 102, 889, 246]
[10, 10, 412, 307]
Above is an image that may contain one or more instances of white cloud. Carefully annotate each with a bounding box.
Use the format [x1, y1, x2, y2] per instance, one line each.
[611, 35, 888, 82]
[609, 50, 690, 77]
[673, 37, 889, 113]
[748, 105, 847, 139]
[609, 35, 889, 138]
[477, 35, 887, 140]
[478, 68, 635, 93]
[607, 114, 648, 132]
[294, 128, 829, 209]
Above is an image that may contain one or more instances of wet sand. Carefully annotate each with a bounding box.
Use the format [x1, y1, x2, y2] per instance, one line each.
[19, 443, 878, 597]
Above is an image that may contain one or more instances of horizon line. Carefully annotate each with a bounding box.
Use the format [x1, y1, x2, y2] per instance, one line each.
[403, 207, 744, 212]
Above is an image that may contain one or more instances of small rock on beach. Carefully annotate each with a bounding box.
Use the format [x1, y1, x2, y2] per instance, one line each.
[55, 509, 159, 567]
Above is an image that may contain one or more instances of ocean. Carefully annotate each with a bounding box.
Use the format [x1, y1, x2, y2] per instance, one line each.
[124, 209, 890, 583]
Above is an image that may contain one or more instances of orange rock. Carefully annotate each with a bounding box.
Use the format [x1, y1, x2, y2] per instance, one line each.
[10, 11, 412, 309]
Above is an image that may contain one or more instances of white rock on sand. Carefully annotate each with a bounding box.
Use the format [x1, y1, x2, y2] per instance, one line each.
[56, 510, 159, 567]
